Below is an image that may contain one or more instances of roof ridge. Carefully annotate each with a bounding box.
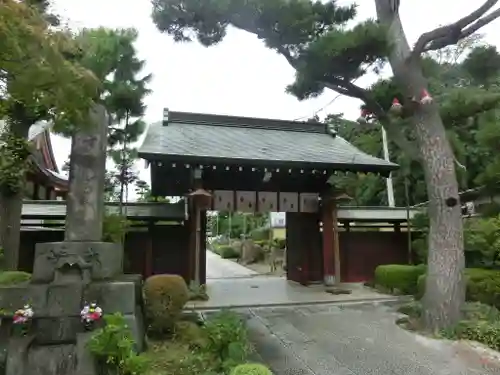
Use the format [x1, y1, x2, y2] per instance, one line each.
[166, 110, 326, 134]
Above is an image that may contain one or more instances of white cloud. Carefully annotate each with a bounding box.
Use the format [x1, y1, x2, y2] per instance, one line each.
[50, 0, 500, 198]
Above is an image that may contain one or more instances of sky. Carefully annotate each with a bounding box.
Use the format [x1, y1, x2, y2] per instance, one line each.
[50, 0, 500, 198]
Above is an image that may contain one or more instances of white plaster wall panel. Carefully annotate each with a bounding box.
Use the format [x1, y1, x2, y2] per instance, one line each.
[257, 191, 278, 212]
[236, 191, 256, 212]
[279, 192, 298, 212]
[300, 193, 319, 212]
[213, 190, 234, 211]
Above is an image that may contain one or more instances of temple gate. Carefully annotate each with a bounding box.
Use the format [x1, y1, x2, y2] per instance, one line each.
[138, 110, 398, 286]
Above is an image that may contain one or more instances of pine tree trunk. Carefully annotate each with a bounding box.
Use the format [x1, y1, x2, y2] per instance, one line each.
[413, 106, 466, 330]
[375, 0, 465, 330]
[0, 123, 30, 270]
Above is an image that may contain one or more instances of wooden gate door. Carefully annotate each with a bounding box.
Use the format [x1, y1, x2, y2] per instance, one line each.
[285, 212, 321, 285]
[286, 212, 306, 284]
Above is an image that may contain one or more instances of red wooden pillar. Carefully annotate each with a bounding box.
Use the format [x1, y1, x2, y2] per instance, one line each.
[187, 201, 196, 283]
[321, 200, 335, 286]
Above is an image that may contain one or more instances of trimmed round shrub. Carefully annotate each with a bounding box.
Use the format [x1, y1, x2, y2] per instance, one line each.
[230, 363, 273, 375]
[143, 274, 189, 334]
[218, 245, 240, 259]
[374, 264, 426, 295]
[0, 271, 31, 286]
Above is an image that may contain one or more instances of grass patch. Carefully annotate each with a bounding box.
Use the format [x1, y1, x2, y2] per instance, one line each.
[144, 310, 270, 375]
[144, 337, 215, 375]
[0, 271, 31, 286]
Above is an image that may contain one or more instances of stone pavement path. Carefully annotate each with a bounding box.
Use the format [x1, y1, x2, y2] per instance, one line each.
[243, 302, 500, 375]
[206, 250, 257, 279]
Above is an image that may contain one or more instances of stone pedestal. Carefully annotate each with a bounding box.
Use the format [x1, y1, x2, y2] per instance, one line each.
[0, 241, 145, 375]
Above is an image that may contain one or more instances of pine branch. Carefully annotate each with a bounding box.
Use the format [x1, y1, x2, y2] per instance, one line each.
[275, 43, 418, 157]
[412, 0, 500, 57]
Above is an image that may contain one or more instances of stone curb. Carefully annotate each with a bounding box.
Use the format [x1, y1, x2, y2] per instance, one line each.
[187, 295, 411, 312]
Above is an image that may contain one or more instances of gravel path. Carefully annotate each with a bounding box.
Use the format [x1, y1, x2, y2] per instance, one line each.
[244, 302, 500, 375]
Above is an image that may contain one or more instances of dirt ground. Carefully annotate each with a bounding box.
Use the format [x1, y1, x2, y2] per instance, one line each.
[229, 259, 286, 277]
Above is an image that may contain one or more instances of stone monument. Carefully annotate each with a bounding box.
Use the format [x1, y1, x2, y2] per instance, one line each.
[0, 105, 144, 375]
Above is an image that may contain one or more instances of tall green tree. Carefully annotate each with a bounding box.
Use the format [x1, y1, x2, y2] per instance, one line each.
[63, 28, 151, 207]
[151, 0, 500, 329]
[0, 0, 98, 270]
[105, 29, 152, 210]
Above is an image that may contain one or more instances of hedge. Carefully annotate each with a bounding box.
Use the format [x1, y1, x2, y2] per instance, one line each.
[374, 264, 426, 295]
[217, 245, 240, 259]
[416, 269, 500, 308]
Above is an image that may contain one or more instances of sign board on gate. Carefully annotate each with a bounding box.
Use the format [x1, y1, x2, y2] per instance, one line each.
[269, 212, 286, 228]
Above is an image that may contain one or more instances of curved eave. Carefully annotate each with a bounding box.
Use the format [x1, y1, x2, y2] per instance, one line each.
[29, 157, 68, 189]
[140, 152, 398, 178]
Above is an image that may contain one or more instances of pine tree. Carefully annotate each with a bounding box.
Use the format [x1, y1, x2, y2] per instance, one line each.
[151, 0, 500, 329]
[105, 29, 152, 210]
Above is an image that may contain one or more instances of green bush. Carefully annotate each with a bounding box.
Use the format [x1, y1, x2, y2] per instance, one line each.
[218, 245, 240, 259]
[143, 274, 189, 335]
[374, 264, 426, 295]
[88, 313, 150, 375]
[465, 268, 500, 308]
[203, 310, 252, 372]
[250, 228, 271, 241]
[413, 214, 500, 267]
[463, 216, 500, 268]
[0, 271, 31, 286]
[462, 302, 500, 322]
[451, 320, 500, 350]
[102, 214, 129, 244]
[231, 363, 273, 375]
[418, 269, 500, 308]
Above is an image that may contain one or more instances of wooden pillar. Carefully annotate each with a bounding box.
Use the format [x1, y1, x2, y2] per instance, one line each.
[200, 210, 207, 285]
[321, 200, 335, 286]
[332, 201, 341, 285]
[33, 183, 40, 200]
[187, 201, 196, 283]
[144, 222, 153, 278]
